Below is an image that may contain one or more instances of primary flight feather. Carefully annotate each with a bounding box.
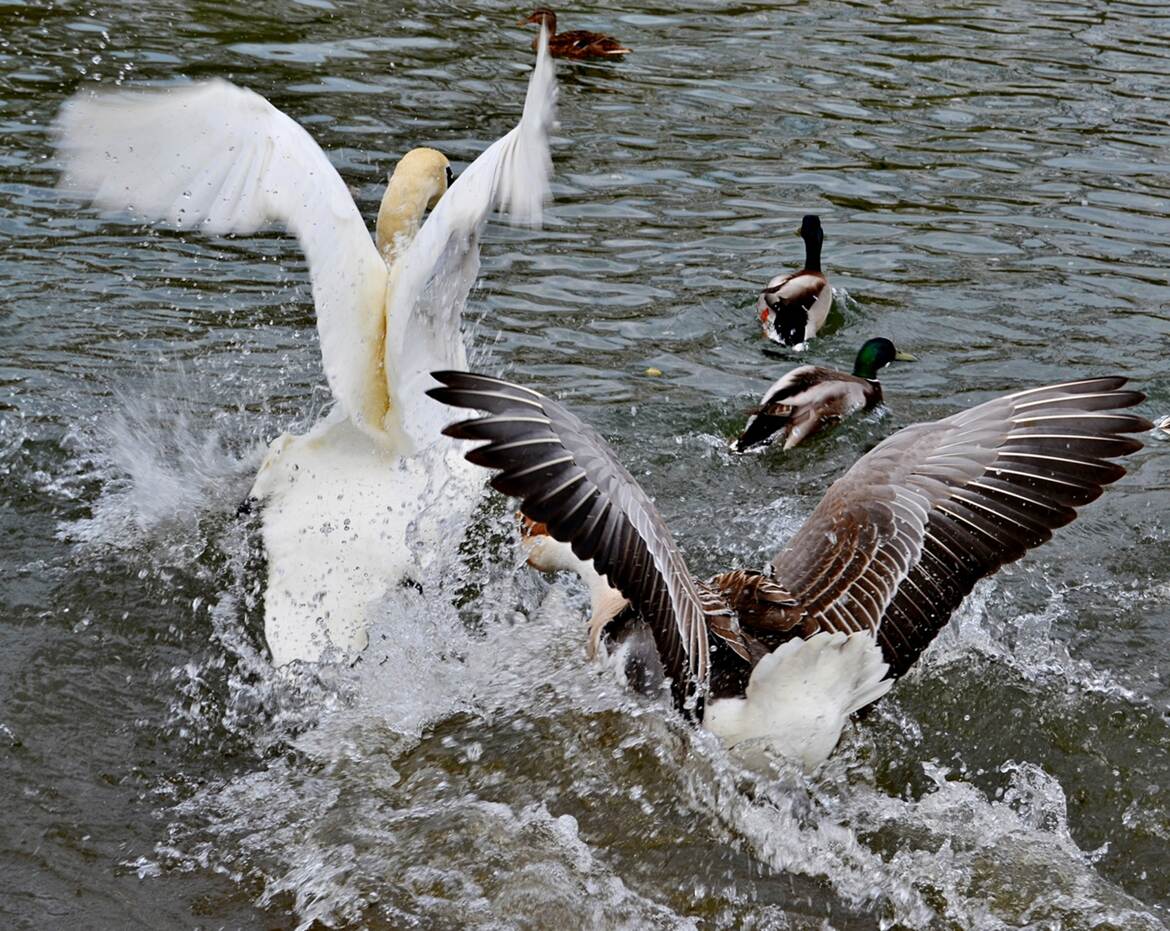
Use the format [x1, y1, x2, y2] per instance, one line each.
[431, 371, 1148, 767]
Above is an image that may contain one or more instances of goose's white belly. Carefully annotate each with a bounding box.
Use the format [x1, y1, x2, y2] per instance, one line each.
[250, 415, 477, 666]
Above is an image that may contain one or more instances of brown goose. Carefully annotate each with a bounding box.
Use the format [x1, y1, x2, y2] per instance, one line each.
[429, 372, 1148, 768]
[732, 337, 916, 452]
[519, 8, 630, 59]
[758, 214, 831, 346]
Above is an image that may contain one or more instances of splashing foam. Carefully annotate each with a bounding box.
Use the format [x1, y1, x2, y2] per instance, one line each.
[83, 387, 1160, 928]
[919, 577, 1143, 704]
[158, 548, 1165, 930]
[59, 379, 267, 551]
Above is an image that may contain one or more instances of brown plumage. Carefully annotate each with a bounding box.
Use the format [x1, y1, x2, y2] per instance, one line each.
[735, 370, 873, 453]
[732, 337, 915, 452]
[519, 8, 630, 59]
[430, 372, 1149, 724]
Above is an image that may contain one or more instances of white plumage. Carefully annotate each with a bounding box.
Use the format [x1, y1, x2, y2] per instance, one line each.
[55, 33, 558, 665]
[704, 631, 892, 770]
[758, 272, 832, 344]
[55, 79, 394, 439]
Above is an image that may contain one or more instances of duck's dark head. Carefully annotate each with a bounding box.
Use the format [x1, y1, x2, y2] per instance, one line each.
[852, 337, 916, 380]
[519, 7, 557, 32]
[797, 214, 822, 241]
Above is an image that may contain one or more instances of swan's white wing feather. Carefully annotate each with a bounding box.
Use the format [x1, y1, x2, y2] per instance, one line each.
[54, 79, 389, 433]
[385, 31, 557, 448]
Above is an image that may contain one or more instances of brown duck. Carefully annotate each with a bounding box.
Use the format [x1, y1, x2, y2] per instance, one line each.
[519, 8, 630, 59]
[430, 371, 1148, 768]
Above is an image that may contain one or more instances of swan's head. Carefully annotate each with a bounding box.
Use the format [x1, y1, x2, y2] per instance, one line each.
[393, 146, 453, 210]
[378, 147, 454, 259]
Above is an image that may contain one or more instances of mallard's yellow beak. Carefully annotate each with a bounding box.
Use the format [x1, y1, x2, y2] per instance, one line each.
[895, 350, 918, 362]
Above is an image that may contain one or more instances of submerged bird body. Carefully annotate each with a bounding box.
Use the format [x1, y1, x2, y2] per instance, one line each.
[431, 371, 1148, 767]
[514, 520, 890, 765]
[57, 36, 557, 665]
[758, 215, 831, 346]
[733, 337, 915, 452]
[519, 516, 628, 658]
[520, 8, 630, 59]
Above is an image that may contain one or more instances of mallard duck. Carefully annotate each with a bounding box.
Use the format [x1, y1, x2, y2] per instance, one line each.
[54, 34, 557, 666]
[732, 337, 916, 452]
[430, 371, 1148, 768]
[758, 215, 831, 346]
[519, 8, 630, 59]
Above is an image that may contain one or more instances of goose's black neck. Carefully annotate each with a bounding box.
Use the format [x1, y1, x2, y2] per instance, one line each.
[803, 230, 822, 273]
[798, 215, 823, 273]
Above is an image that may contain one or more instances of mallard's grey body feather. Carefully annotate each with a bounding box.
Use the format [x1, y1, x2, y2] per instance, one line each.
[734, 365, 879, 452]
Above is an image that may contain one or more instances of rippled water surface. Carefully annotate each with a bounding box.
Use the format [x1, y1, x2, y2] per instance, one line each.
[3, 1, 1169, 928]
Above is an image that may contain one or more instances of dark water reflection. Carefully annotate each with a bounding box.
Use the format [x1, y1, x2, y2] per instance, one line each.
[2, 0, 1169, 927]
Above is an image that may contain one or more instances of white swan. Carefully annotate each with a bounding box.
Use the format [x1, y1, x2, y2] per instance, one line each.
[55, 34, 557, 665]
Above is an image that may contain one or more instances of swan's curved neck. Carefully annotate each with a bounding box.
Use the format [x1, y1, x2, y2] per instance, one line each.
[376, 164, 437, 263]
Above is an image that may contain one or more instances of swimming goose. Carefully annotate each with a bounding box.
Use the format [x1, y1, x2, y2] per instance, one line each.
[732, 337, 916, 453]
[54, 33, 557, 666]
[519, 8, 630, 59]
[758, 215, 831, 347]
[430, 372, 1148, 768]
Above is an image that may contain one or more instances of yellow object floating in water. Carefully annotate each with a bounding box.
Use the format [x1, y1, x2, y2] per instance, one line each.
[645, 367, 663, 377]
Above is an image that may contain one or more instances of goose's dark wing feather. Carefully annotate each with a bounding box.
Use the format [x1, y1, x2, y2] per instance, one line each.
[770, 377, 1149, 677]
[428, 371, 709, 708]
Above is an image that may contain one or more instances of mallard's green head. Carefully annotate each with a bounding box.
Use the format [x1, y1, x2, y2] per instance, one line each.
[852, 337, 916, 380]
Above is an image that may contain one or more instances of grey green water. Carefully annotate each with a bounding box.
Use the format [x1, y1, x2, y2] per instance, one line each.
[3, 1, 1169, 928]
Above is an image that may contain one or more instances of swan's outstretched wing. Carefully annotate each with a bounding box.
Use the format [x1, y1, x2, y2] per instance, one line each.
[387, 31, 557, 450]
[54, 80, 389, 434]
[769, 378, 1149, 677]
[428, 371, 709, 710]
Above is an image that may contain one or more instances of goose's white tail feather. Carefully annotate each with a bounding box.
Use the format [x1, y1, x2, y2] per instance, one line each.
[704, 631, 892, 770]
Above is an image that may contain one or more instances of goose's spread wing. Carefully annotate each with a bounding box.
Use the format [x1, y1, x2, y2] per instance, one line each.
[428, 371, 709, 709]
[54, 79, 389, 434]
[387, 33, 557, 450]
[769, 377, 1149, 677]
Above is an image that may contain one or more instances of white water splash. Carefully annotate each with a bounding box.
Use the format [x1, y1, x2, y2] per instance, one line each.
[76, 378, 1165, 930]
[56, 377, 270, 551]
